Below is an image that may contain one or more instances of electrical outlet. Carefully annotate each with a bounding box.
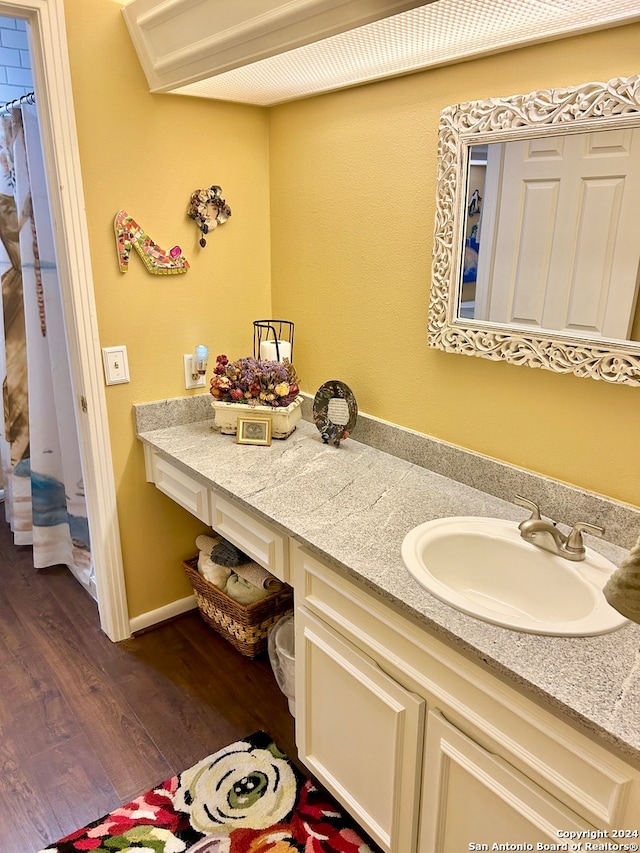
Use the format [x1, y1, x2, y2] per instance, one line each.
[184, 354, 207, 389]
[102, 346, 130, 385]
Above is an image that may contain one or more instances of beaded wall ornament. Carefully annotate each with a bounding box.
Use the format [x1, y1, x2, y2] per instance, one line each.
[188, 185, 231, 247]
[114, 210, 189, 275]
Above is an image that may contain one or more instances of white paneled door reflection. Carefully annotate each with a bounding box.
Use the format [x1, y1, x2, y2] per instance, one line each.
[474, 128, 640, 340]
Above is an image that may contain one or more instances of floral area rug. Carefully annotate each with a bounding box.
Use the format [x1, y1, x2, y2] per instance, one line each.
[38, 731, 380, 853]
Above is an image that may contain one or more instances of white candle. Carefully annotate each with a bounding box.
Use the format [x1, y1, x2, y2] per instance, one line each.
[260, 340, 292, 362]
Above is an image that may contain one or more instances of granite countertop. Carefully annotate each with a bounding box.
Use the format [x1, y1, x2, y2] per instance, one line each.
[136, 414, 640, 766]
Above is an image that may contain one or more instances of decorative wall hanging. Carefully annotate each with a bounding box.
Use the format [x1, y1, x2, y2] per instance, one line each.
[114, 210, 189, 275]
[313, 380, 358, 447]
[188, 185, 231, 247]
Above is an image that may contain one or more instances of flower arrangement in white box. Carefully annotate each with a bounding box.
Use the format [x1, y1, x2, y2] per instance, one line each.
[209, 354, 302, 439]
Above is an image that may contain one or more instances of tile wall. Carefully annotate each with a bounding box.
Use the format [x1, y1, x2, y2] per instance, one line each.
[0, 16, 31, 105]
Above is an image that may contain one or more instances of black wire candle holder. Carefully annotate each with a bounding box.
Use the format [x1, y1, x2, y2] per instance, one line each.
[253, 320, 295, 363]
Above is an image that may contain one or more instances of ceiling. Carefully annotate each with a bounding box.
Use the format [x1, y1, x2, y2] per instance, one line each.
[121, 0, 640, 106]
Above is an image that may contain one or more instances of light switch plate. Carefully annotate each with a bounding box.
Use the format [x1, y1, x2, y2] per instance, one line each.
[102, 346, 130, 385]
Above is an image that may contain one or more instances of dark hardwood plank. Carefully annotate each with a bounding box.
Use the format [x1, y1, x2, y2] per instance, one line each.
[8, 567, 174, 802]
[26, 734, 117, 843]
[175, 615, 298, 761]
[0, 735, 62, 853]
[110, 612, 298, 772]
[0, 518, 296, 852]
[3, 683, 78, 762]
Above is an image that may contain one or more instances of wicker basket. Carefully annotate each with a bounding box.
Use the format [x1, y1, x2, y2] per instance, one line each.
[183, 557, 293, 658]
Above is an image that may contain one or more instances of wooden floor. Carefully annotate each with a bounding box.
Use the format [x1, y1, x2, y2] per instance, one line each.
[0, 519, 297, 853]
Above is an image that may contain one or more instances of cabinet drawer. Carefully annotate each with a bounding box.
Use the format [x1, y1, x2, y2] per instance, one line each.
[152, 454, 210, 524]
[210, 493, 288, 582]
[294, 545, 633, 829]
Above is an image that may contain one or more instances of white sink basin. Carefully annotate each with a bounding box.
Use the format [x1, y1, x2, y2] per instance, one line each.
[401, 517, 628, 636]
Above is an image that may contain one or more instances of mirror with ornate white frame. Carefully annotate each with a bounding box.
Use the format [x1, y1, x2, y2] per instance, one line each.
[428, 75, 640, 386]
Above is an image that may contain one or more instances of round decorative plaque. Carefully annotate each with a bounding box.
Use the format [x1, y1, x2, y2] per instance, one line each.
[313, 380, 358, 447]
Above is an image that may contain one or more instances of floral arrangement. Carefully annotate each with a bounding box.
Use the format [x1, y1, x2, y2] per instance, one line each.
[210, 354, 300, 408]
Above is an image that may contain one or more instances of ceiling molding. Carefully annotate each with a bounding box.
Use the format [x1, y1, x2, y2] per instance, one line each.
[122, 0, 426, 92]
[122, 0, 640, 105]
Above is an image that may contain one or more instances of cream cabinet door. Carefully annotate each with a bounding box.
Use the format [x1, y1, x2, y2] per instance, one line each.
[296, 606, 425, 853]
[421, 710, 594, 852]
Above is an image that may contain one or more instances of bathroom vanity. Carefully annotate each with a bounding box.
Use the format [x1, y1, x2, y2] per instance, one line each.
[136, 400, 640, 852]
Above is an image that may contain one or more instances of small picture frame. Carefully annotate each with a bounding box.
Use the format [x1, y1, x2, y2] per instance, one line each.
[236, 416, 272, 446]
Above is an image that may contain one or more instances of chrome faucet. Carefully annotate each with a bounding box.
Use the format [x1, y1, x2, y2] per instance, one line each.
[514, 496, 604, 562]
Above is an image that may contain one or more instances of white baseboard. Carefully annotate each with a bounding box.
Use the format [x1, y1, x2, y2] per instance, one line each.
[129, 594, 197, 635]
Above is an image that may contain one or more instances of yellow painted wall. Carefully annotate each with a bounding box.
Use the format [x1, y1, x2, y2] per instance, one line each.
[65, 0, 272, 616]
[269, 23, 640, 510]
[64, 4, 640, 621]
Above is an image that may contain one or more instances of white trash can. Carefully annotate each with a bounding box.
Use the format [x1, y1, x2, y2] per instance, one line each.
[268, 613, 295, 716]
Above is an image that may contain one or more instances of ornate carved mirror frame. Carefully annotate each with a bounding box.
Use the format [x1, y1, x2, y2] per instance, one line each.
[428, 75, 640, 386]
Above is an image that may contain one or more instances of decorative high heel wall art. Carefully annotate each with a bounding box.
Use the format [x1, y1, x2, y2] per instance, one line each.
[187, 185, 231, 247]
[114, 209, 190, 275]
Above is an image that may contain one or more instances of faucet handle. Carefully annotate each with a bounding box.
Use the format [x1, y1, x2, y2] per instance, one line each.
[565, 521, 605, 554]
[515, 495, 542, 521]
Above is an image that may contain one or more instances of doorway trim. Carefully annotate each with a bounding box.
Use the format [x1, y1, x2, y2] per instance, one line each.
[5, 0, 130, 640]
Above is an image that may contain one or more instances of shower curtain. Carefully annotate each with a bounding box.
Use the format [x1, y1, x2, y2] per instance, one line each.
[0, 102, 94, 597]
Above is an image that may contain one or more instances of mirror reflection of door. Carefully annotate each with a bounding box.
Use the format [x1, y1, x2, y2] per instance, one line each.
[469, 129, 640, 341]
